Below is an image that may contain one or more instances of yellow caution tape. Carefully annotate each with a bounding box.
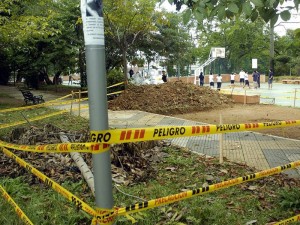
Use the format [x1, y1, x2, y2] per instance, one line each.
[0, 110, 68, 130]
[273, 214, 300, 225]
[107, 82, 124, 89]
[1, 147, 99, 219]
[0, 103, 90, 130]
[107, 91, 123, 96]
[0, 184, 34, 225]
[0, 93, 74, 113]
[0, 97, 87, 113]
[46, 93, 73, 102]
[92, 208, 115, 225]
[115, 160, 300, 216]
[0, 140, 110, 153]
[91, 120, 300, 144]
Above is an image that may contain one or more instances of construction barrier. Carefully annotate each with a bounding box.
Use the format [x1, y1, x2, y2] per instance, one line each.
[107, 82, 124, 89]
[0, 184, 33, 225]
[107, 90, 123, 96]
[2, 146, 300, 224]
[273, 214, 300, 225]
[0, 140, 109, 153]
[1, 148, 100, 219]
[90, 120, 300, 144]
[0, 110, 68, 130]
[114, 161, 300, 217]
[1, 86, 300, 224]
[0, 96, 88, 113]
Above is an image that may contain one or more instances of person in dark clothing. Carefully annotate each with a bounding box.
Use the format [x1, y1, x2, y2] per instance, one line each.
[252, 71, 258, 89]
[199, 72, 204, 86]
[256, 70, 260, 88]
[268, 69, 274, 89]
[162, 70, 167, 82]
[129, 69, 134, 78]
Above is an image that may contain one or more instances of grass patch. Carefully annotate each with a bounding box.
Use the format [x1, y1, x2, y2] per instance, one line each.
[39, 84, 86, 95]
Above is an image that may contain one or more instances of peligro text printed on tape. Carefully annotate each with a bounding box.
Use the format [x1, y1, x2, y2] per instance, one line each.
[0, 140, 109, 153]
[91, 120, 300, 144]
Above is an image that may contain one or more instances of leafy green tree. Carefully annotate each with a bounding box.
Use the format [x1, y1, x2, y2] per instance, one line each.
[103, 0, 159, 82]
[165, 0, 299, 72]
[0, 0, 84, 89]
[275, 29, 300, 75]
[196, 18, 270, 73]
[166, 0, 299, 25]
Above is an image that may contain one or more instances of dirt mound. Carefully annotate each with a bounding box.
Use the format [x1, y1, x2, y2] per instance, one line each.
[108, 81, 233, 115]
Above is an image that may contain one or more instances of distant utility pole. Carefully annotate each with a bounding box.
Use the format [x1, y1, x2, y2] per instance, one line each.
[270, 22, 275, 72]
[81, 0, 114, 224]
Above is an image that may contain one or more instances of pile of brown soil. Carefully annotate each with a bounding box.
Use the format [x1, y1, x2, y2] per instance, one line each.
[108, 81, 233, 115]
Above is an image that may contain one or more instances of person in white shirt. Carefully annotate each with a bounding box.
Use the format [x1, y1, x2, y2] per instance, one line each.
[216, 74, 222, 91]
[209, 73, 214, 88]
[230, 72, 236, 87]
[239, 70, 245, 86]
[244, 72, 249, 88]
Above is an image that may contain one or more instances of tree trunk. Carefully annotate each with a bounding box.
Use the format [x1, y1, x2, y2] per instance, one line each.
[122, 49, 128, 84]
[78, 46, 87, 88]
[269, 22, 275, 73]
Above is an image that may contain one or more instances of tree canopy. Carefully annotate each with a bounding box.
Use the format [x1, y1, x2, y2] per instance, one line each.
[166, 0, 299, 26]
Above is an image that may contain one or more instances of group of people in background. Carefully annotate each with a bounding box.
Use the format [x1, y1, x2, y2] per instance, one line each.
[199, 69, 274, 90]
[206, 72, 222, 91]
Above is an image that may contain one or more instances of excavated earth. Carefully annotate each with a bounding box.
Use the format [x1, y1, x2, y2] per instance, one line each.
[108, 81, 233, 114]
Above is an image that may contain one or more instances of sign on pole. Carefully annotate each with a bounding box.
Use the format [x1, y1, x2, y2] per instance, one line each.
[81, 0, 105, 45]
[252, 59, 258, 69]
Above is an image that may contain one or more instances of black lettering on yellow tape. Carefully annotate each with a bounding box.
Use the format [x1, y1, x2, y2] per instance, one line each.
[91, 132, 111, 142]
[91, 120, 300, 144]
[216, 124, 241, 132]
[153, 127, 186, 138]
[276, 214, 300, 225]
[115, 160, 300, 216]
[0, 140, 109, 153]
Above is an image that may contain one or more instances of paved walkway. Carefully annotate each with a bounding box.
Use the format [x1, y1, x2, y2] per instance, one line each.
[2, 85, 300, 177]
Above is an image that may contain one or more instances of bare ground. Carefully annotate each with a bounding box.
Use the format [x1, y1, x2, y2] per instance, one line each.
[173, 104, 300, 140]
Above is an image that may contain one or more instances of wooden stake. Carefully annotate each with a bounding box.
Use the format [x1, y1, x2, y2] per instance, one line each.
[219, 114, 223, 164]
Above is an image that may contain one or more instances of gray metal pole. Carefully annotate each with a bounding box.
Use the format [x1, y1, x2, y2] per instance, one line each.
[81, 0, 114, 217]
[86, 45, 114, 210]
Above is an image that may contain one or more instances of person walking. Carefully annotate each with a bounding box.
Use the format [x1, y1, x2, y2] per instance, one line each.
[239, 69, 245, 86]
[244, 72, 250, 88]
[209, 73, 214, 88]
[257, 70, 261, 88]
[268, 69, 274, 89]
[252, 71, 258, 89]
[129, 69, 134, 78]
[230, 72, 236, 88]
[68, 74, 73, 85]
[216, 74, 222, 91]
[199, 72, 204, 86]
[162, 70, 167, 83]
